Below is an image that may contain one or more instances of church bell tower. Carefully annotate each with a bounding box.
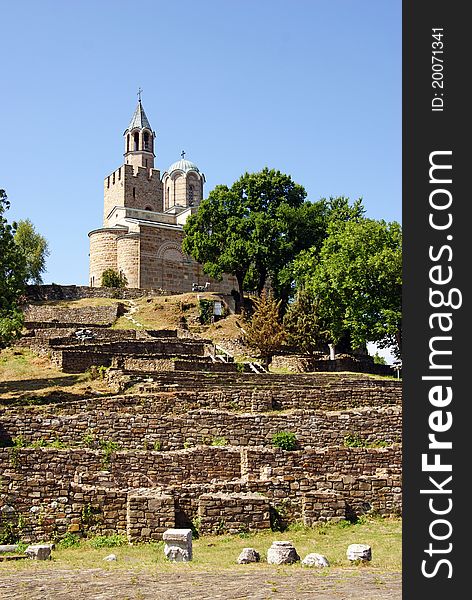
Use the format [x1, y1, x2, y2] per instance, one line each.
[123, 90, 156, 170]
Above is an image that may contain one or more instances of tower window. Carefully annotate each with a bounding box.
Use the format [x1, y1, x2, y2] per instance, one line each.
[133, 187, 136, 199]
[188, 184, 194, 205]
[145, 159, 148, 168]
[113, 172, 115, 184]
[143, 131, 150, 151]
[134, 132, 139, 151]
[118, 167, 121, 180]
[107, 176, 110, 188]
[126, 134, 130, 153]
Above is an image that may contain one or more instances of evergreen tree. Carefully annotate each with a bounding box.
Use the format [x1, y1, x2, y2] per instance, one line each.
[283, 290, 329, 355]
[243, 290, 286, 362]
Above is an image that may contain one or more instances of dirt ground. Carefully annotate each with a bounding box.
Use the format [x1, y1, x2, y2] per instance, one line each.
[0, 567, 401, 600]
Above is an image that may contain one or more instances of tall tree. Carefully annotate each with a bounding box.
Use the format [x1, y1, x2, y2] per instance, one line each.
[294, 218, 402, 357]
[271, 196, 366, 307]
[183, 168, 311, 307]
[0, 190, 27, 347]
[182, 184, 254, 304]
[14, 219, 50, 284]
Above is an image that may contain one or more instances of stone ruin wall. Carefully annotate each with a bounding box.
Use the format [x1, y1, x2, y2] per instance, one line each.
[270, 354, 393, 377]
[0, 403, 402, 451]
[24, 284, 172, 302]
[2, 295, 403, 543]
[22, 304, 123, 328]
[0, 445, 401, 542]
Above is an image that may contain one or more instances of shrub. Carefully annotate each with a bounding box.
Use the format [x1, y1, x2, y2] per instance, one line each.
[87, 365, 109, 381]
[89, 534, 127, 548]
[101, 268, 127, 288]
[271, 431, 297, 451]
[59, 533, 82, 548]
[100, 440, 121, 466]
[373, 352, 387, 365]
[343, 433, 365, 447]
[198, 299, 214, 324]
[211, 436, 228, 447]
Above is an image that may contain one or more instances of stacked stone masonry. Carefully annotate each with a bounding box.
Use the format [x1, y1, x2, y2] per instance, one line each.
[0, 445, 401, 542]
[1, 297, 403, 542]
[0, 403, 402, 450]
[23, 304, 123, 328]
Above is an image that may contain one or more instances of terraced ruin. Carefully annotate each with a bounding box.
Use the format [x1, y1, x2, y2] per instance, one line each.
[0, 294, 402, 544]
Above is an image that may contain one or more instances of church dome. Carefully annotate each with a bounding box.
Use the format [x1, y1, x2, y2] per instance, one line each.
[167, 158, 200, 175]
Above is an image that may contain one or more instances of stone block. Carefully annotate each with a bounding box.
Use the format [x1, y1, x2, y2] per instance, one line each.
[163, 528, 192, 562]
[347, 543, 372, 562]
[237, 548, 260, 564]
[25, 544, 52, 560]
[302, 553, 330, 568]
[0, 545, 19, 553]
[267, 541, 300, 565]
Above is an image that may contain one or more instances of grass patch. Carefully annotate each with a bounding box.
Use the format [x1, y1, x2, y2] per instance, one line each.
[0, 517, 401, 573]
[0, 348, 111, 405]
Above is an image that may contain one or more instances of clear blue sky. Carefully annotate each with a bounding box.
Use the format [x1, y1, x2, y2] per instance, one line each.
[1, 0, 401, 286]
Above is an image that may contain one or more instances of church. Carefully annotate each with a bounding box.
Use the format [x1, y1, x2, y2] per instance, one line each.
[88, 98, 237, 293]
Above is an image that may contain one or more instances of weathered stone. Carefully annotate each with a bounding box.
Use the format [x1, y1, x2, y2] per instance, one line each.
[237, 548, 260, 564]
[103, 553, 117, 561]
[267, 541, 300, 565]
[0, 545, 19, 554]
[347, 543, 372, 562]
[301, 553, 330, 568]
[25, 544, 52, 560]
[163, 528, 192, 562]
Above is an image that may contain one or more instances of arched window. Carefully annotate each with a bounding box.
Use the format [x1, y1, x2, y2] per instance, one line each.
[134, 132, 139, 151]
[133, 187, 136, 199]
[144, 206, 152, 211]
[143, 131, 150, 151]
[188, 184, 194, 205]
[126, 134, 130, 153]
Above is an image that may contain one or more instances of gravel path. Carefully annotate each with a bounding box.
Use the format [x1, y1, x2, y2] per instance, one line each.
[0, 567, 401, 599]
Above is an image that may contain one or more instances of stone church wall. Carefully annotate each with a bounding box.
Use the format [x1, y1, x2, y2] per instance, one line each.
[139, 225, 237, 293]
[88, 228, 123, 286]
[116, 233, 140, 288]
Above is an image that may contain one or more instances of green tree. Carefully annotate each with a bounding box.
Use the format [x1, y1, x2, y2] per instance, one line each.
[283, 289, 329, 355]
[101, 268, 128, 288]
[272, 197, 366, 308]
[294, 218, 402, 357]
[183, 184, 253, 305]
[183, 168, 309, 307]
[0, 190, 27, 347]
[243, 290, 286, 362]
[14, 219, 50, 284]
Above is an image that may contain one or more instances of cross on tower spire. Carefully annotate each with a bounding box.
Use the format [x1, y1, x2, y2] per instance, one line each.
[137, 87, 143, 102]
[181, 150, 186, 159]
